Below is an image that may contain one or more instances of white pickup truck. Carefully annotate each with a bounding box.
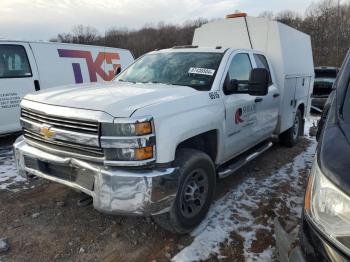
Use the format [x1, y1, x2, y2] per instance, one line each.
[14, 14, 314, 233]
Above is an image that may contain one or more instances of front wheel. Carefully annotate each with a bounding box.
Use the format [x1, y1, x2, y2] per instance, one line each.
[279, 109, 303, 147]
[153, 148, 216, 234]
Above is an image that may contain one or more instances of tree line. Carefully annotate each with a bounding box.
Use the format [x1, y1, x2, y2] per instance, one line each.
[51, 0, 350, 67]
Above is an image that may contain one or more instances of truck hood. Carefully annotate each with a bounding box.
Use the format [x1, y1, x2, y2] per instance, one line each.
[24, 82, 199, 117]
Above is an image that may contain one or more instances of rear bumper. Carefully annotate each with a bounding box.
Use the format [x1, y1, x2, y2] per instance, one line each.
[13, 136, 179, 216]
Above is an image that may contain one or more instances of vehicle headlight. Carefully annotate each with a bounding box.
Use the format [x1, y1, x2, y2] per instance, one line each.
[101, 117, 156, 164]
[105, 146, 154, 161]
[305, 159, 350, 254]
[102, 120, 152, 136]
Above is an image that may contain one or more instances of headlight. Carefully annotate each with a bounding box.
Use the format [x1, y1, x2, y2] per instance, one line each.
[305, 159, 350, 255]
[105, 146, 154, 161]
[101, 116, 156, 164]
[102, 120, 152, 136]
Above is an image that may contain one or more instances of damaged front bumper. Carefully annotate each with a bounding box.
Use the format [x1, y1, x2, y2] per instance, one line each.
[13, 136, 179, 216]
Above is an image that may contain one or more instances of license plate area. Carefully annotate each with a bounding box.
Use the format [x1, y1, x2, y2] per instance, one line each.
[24, 156, 94, 191]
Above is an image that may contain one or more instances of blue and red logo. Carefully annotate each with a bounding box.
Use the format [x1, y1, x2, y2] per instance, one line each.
[58, 49, 121, 84]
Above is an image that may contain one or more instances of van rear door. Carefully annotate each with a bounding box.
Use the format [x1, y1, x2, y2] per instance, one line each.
[0, 42, 39, 135]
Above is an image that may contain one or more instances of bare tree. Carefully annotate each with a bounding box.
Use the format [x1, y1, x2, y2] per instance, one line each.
[51, 2, 350, 66]
[71, 25, 99, 44]
[259, 11, 274, 19]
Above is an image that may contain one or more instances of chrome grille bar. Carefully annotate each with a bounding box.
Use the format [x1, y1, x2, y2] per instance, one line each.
[23, 129, 103, 155]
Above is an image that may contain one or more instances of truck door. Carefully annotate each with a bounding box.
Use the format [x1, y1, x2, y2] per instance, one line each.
[222, 52, 259, 161]
[0, 43, 39, 134]
[252, 54, 279, 138]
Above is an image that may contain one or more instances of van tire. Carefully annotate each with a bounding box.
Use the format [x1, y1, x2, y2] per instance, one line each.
[153, 148, 216, 234]
[279, 109, 303, 147]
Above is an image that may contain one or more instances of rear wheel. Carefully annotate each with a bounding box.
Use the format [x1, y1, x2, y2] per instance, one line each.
[153, 148, 216, 234]
[279, 109, 303, 147]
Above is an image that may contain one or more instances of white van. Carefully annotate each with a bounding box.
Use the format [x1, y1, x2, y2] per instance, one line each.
[0, 40, 134, 135]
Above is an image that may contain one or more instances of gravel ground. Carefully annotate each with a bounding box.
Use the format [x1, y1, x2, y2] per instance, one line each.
[0, 116, 319, 262]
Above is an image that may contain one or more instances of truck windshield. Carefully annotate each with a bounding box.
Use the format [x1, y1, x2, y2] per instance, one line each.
[0, 45, 32, 78]
[116, 52, 223, 91]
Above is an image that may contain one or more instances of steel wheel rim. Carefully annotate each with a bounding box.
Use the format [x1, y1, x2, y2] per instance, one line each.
[180, 168, 209, 218]
[293, 114, 300, 140]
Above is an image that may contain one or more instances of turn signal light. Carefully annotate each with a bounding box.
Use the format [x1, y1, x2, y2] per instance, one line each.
[304, 175, 314, 211]
[135, 122, 152, 135]
[135, 146, 153, 160]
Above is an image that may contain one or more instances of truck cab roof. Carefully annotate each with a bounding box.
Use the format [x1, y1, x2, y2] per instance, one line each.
[150, 47, 264, 57]
[151, 46, 229, 54]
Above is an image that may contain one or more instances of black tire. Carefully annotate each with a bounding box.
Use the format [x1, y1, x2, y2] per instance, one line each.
[279, 109, 303, 147]
[153, 148, 216, 234]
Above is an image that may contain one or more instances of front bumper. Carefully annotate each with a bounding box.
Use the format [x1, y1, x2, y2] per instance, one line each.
[13, 136, 179, 216]
[275, 212, 350, 262]
[300, 213, 350, 262]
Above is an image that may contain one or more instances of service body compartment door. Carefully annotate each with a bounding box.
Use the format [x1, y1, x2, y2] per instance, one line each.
[279, 77, 297, 133]
[0, 43, 39, 134]
[295, 76, 312, 117]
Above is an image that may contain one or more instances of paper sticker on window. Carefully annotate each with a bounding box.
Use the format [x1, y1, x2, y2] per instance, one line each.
[188, 67, 215, 76]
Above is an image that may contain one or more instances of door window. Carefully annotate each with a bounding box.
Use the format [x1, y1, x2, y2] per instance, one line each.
[253, 54, 272, 85]
[227, 53, 252, 92]
[0, 45, 32, 78]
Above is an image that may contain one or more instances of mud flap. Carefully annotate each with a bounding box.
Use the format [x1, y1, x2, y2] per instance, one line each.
[274, 218, 306, 262]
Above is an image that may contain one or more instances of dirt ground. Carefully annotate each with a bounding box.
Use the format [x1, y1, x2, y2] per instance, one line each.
[0, 133, 314, 262]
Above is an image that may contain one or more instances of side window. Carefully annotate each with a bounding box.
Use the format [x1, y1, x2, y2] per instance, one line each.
[0, 45, 32, 78]
[226, 53, 252, 92]
[254, 54, 272, 85]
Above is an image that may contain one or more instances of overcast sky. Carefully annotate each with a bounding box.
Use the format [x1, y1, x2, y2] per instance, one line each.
[1, 0, 318, 41]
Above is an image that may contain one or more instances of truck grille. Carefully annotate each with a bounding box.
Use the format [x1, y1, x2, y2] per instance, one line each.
[21, 108, 104, 159]
[21, 108, 99, 134]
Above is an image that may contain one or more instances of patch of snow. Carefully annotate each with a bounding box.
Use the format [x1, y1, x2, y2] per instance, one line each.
[172, 116, 319, 262]
[0, 147, 25, 191]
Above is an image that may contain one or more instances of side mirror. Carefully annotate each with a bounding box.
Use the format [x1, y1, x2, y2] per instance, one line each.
[224, 78, 238, 95]
[248, 68, 269, 96]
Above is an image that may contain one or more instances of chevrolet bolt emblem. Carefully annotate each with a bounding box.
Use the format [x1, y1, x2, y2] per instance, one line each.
[40, 124, 55, 139]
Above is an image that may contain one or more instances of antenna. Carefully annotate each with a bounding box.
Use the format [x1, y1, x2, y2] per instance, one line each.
[244, 16, 253, 49]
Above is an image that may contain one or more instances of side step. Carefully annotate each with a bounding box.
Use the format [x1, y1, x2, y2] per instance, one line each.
[218, 141, 273, 178]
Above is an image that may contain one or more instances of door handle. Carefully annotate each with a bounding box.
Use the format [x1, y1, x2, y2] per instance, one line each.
[273, 93, 280, 98]
[255, 97, 263, 103]
[34, 80, 40, 91]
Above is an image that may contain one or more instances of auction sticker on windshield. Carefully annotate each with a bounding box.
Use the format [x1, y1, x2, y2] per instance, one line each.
[188, 67, 215, 76]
